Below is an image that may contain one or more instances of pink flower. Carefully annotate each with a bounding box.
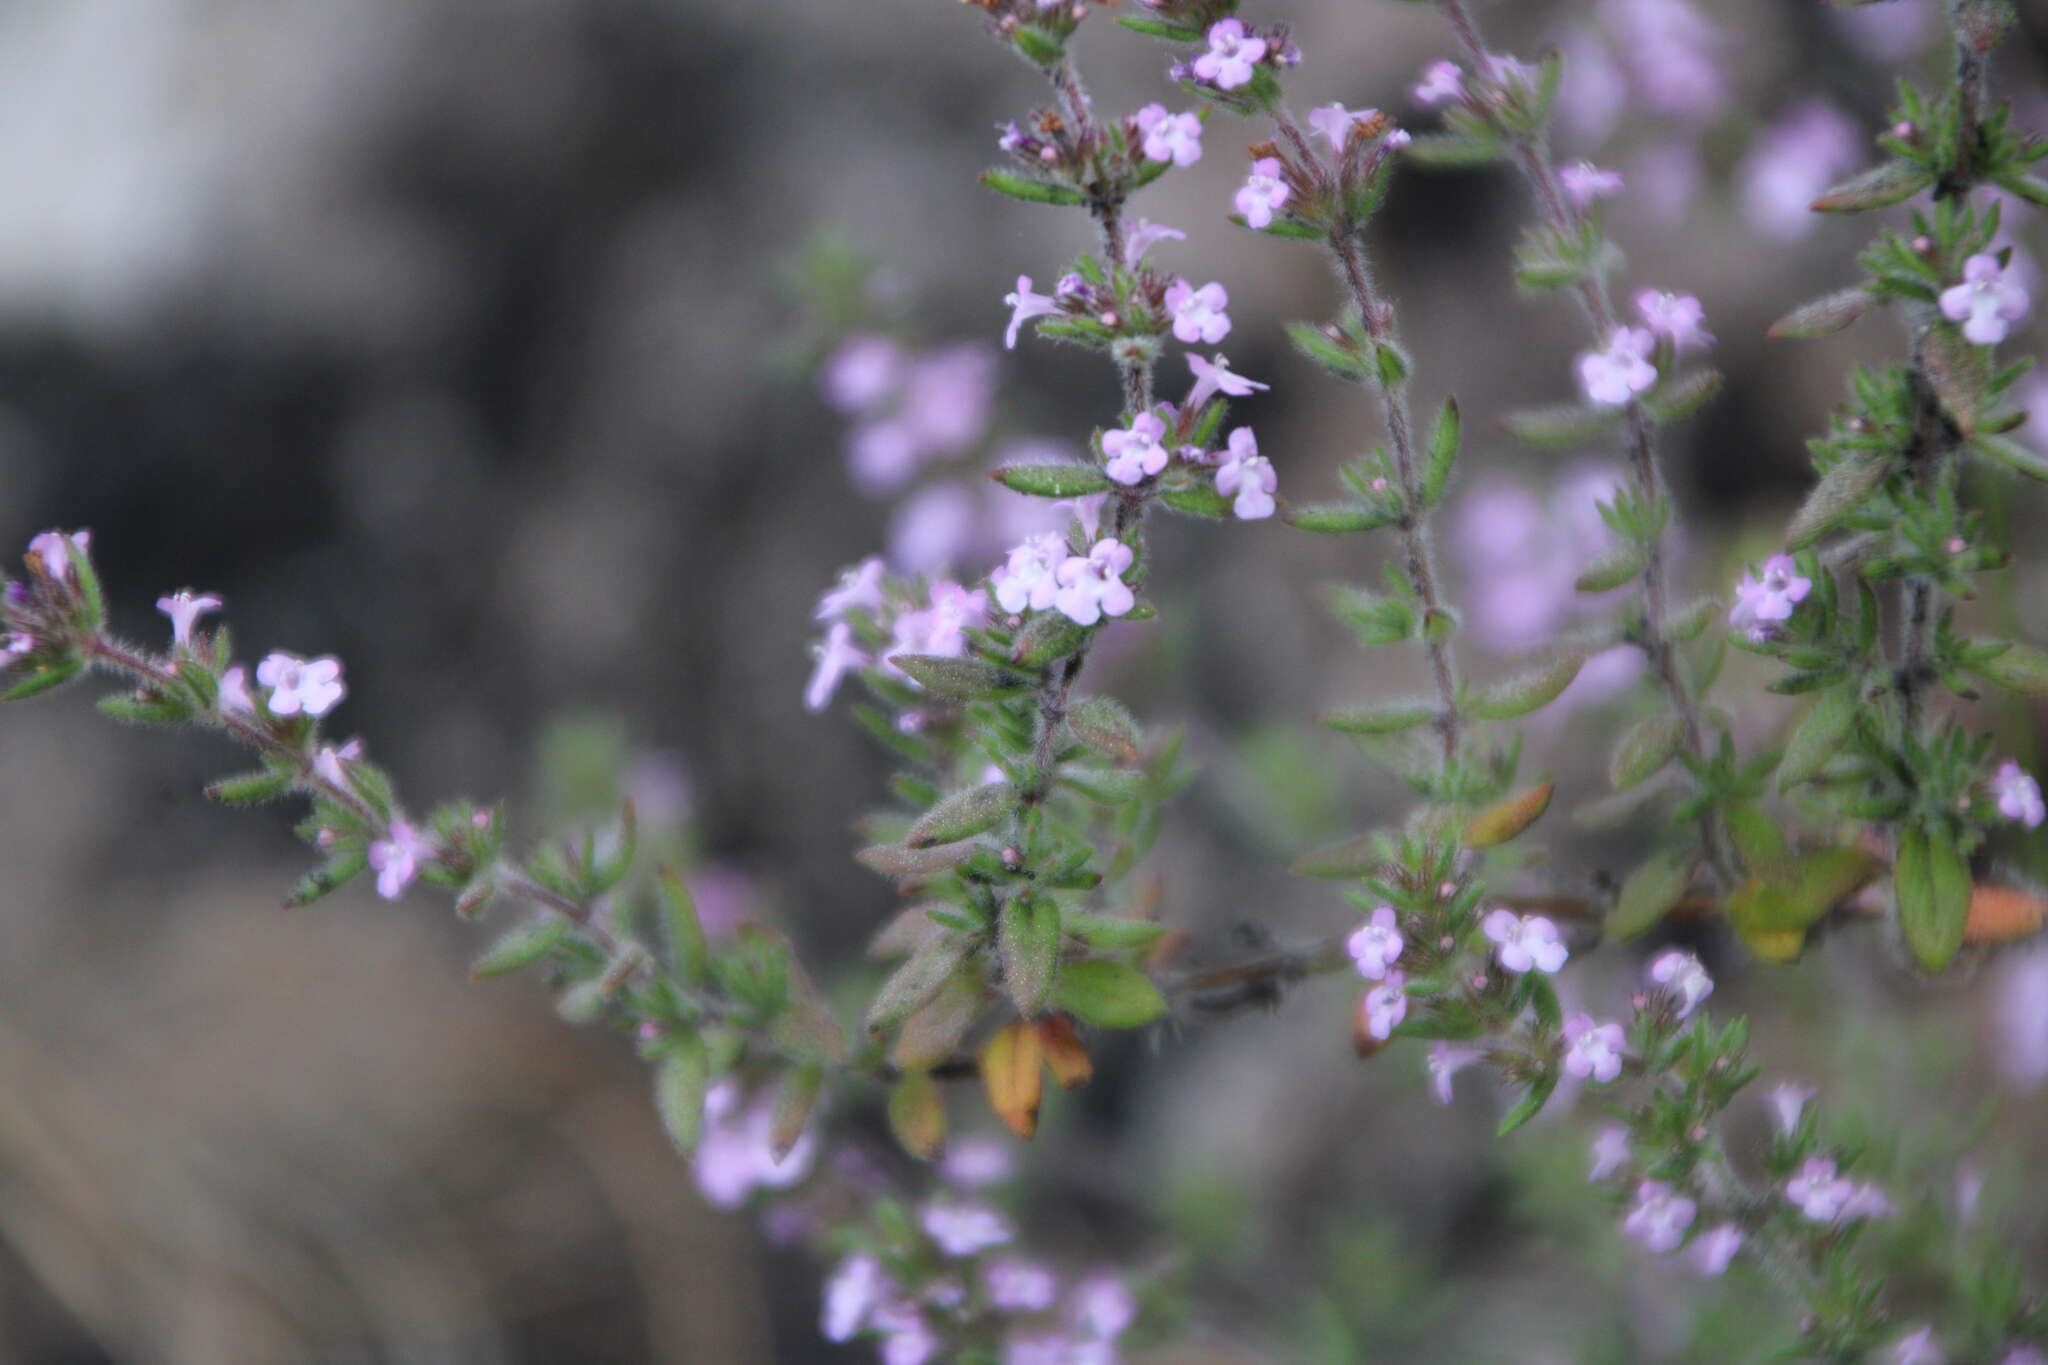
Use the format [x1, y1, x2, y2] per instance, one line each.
[1892, 1327, 1947, 1365]
[1102, 411, 1171, 485]
[1481, 908, 1568, 974]
[311, 738, 363, 791]
[821, 334, 905, 414]
[1, 631, 32, 666]
[1648, 948, 1714, 1017]
[873, 1301, 940, 1365]
[255, 651, 346, 719]
[1053, 539, 1137, 627]
[1135, 103, 1203, 167]
[1690, 1223, 1744, 1276]
[1428, 1042, 1483, 1104]
[1940, 253, 2030, 346]
[1069, 1273, 1136, 1340]
[805, 621, 867, 712]
[1234, 157, 1291, 230]
[217, 665, 255, 714]
[1192, 18, 1267, 91]
[1413, 60, 1464, 106]
[1558, 161, 1623, 210]
[1636, 289, 1713, 350]
[1361, 970, 1409, 1040]
[1346, 906, 1404, 980]
[985, 1259, 1058, 1311]
[1739, 101, 1862, 240]
[1992, 760, 2045, 828]
[1004, 276, 1062, 349]
[1576, 326, 1658, 406]
[817, 557, 886, 622]
[921, 1199, 1012, 1256]
[943, 1136, 1015, 1187]
[1623, 1179, 1696, 1253]
[1214, 427, 1277, 520]
[1126, 218, 1186, 263]
[823, 1253, 889, 1342]
[1186, 352, 1269, 411]
[367, 820, 431, 900]
[1785, 1156, 1856, 1221]
[1306, 103, 1373, 153]
[1164, 279, 1231, 345]
[1562, 1014, 1626, 1083]
[1767, 1081, 1816, 1135]
[26, 529, 88, 583]
[156, 591, 222, 649]
[991, 533, 1067, 615]
[1729, 554, 1811, 637]
[1589, 1125, 1632, 1181]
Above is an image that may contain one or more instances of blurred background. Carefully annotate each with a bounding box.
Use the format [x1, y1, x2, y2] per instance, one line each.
[1, 0, 2046, 1360]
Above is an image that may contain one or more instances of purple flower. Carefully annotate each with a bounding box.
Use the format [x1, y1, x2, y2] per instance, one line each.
[1576, 326, 1658, 406]
[1004, 275, 1063, 349]
[1941, 253, 2029, 346]
[1346, 905, 1405, 980]
[1562, 1013, 1626, 1083]
[1636, 289, 1712, 350]
[1481, 908, 1568, 974]
[367, 820, 430, 900]
[992, 532, 1067, 615]
[217, 665, 255, 714]
[1993, 944, 2048, 1089]
[1993, 760, 2047, 828]
[256, 651, 346, 719]
[26, 529, 88, 584]
[873, 1301, 940, 1365]
[1234, 158, 1290, 230]
[1729, 554, 1811, 638]
[1623, 1180, 1696, 1253]
[985, 1259, 1058, 1311]
[1739, 100, 1861, 240]
[1361, 970, 1409, 1040]
[311, 738, 363, 791]
[817, 557, 886, 622]
[1165, 278, 1231, 345]
[921, 1199, 1012, 1256]
[1428, 1043, 1483, 1103]
[899, 346, 995, 454]
[1185, 352, 1269, 411]
[156, 591, 223, 649]
[1413, 60, 1464, 106]
[1767, 1081, 1816, 1136]
[1892, 1327, 1947, 1365]
[1053, 539, 1137, 627]
[889, 483, 978, 574]
[3, 631, 35, 666]
[1126, 217, 1186, 263]
[1604, 0, 1727, 120]
[823, 1253, 889, 1342]
[1214, 427, 1276, 520]
[821, 333, 906, 414]
[1069, 1273, 1136, 1341]
[1648, 948, 1713, 1018]
[805, 621, 867, 712]
[1102, 411, 1171, 485]
[1306, 103, 1372, 154]
[1785, 1156, 1856, 1221]
[1192, 18, 1266, 91]
[1690, 1223, 1743, 1277]
[1589, 1125, 1632, 1181]
[1135, 103, 1203, 167]
[943, 1135, 1015, 1187]
[695, 1083, 818, 1208]
[1559, 160, 1624, 210]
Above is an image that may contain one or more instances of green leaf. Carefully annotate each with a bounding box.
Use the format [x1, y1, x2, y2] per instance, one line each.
[0, 657, 82, 702]
[1011, 611, 1091, 668]
[1321, 699, 1438, 736]
[867, 935, 973, 1032]
[1497, 1068, 1559, 1135]
[1000, 895, 1062, 1017]
[655, 1038, 711, 1155]
[1768, 287, 1879, 339]
[1501, 403, 1618, 447]
[1115, 15, 1204, 39]
[1010, 25, 1064, 65]
[1609, 846, 1698, 941]
[887, 1069, 947, 1160]
[471, 916, 570, 978]
[1575, 544, 1648, 593]
[1609, 712, 1682, 790]
[1067, 696, 1140, 760]
[1643, 369, 1722, 424]
[890, 653, 1034, 700]
[1049, 959, 1167, 1029]
[1289, 831, 1382, 879]
[1974, 641, 2048, 695]
[1402, 133, 1506, 167]
[1974, 434, 2048, 481]
[1464, 782, 1553, 848]
[1723, 800, 1792, 880]
[1468, 654, 1585, 719]
[907, 782, 1018, 849]
[1285, 504, 1395, 533]
[993, 463, 1112, 498]
[1160, 481, 1232, 519]
[1895, 826, 1968, 972]
[857, 841, 978, 878]
[1285, 321, 1370, 382]
[979, 170, 1085, 206]
[771, 1063, 825, 1161]
[205, 768, 297, 807]
[1061, 910, 1167, 951]
[285, 849, 369, 907]
[1810, 159, 1933, 213]
[1060, 767, 1146, 805]
[1923, 323, 1987, 435]
[1421, 397, 1460, 506]
[1777, 686, 1856, 790]
[1787, 455, 1892, 548]
[657, 867, 710, 986]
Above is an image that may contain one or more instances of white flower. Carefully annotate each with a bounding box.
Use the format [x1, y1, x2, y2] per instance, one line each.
[992, 533, 1068, 615]
[1428, 1042, 1483, 1104]
[1053, 539, 1137, 627]
[1589, 1124, 1632, 1181]
[1361, 971, 1409, 1040]
[1125, 218, 1186, 263]
[1213, 427, 1277, 520]
[1413, 60, 1463, 107]
[1785, 1156, 1856, 1221]
[367, 820, 431, 901]
[1576, 325, 1659, 406]
[1101, 411, 1170, 486]
[1636, 289, 1713, 350]
[255, 651, 346, 718]
[822, 1254, 888, 1342]
[805, 621, 867, 712]
[1690, 1224, 1744, 1277]
[1306, 102, 1374, 153]
[1561, 1014, 1626, 1083]
[984, 1259, 1058, 1311]
[817, 557, 886, 621]
[1559, 161, 1623, 210]
[1766, 1081, 1816, 1136]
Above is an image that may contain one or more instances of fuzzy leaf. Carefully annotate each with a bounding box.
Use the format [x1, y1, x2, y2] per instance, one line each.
[285, 850, 369, 908]
[888, 1070, 948, 1160]
[471, 916, 571, 978]
[993, 463, 1112, 498]
[1501, 403, 1618, 447]
[1049, 959, 1167, 1029]
[979, 169, 1084, 206]
[1160, 482, 1232, 519]
[1010, 25, 1064, 64]
[1810, 159, 1933, 212]
[1575, 545, 1648, 593]
[893, 969, 987, 1070]
[1285, 504, 1396, 533]
[1973, 641, 2048, 695]
[1011, 612, 1091, 667]
[1777, 686, 1856, 789]
[1974, 434, 2048, 481]
[907, 783, 1018, 849]
[1609, 846, 1699, 941]
[1464, 782, 1553, 849]
[0, 658, 83, 702]
[770, 1064, 825, 1161]
[1923, 324, 1987, 435]
[206, 769, 297, 807]
[857, 841, 978, 878]
[891, 653, 1034, 700]
[658, 867, 711, 986]
[1469, 654, 1585, 719]
[1643, 369, 1722, 424]
[1062, 909, 1167, 951]
[980, 1019, 1045, 1139]
[1115, 15, 1203, 39]
[1289, 831, 1382, 879]
[1402, 132, 1506, 166]
[1787, 455, 1892, 548]
[1321, 699, 1438, 735]
[999, 895, 1062, 1018]
[655, 1039, 710, 1155]
[1422, 397, 1460, 506]
[1768, 287, 1879, 338]
[1497, 1068, 1559, 1135]
[1067, 696, 1140, 761]
[1609, 712, 1682, 790]
[1895, 826, 1969, 972]
[868, 935, 973, 1033]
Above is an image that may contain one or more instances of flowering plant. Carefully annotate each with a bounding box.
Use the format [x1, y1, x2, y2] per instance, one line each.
[7, 0, 2048, 1360]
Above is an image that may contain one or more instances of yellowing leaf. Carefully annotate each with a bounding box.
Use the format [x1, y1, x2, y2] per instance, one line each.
[980, 1019, 1044, 1139]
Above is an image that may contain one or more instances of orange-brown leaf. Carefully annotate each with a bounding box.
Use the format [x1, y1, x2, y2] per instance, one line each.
[980, 1019, 1044, 1139]
[887, 1071, 947, 1161]
[1036, 1015, 1094, 1090]
[1965, 884, 2048, 945]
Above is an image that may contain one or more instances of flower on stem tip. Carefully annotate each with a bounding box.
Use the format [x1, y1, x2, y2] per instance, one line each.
[1562, 1013, 1626, 1083]
[1589, 1125, 1632, 1181]
[1767, 1080, 1816, 1136]
[1691, 1224, 1744, 1276]
[1481, 908, 1568, 974]
[1623, 1179, 1696, 1253]
[1134, 103, 1203, 167]
[1576, 326, 1658, 406]
[984, 1259, 1058, 1311]
[255, 651, 346, 719]
[367, 819, 431, 900]
[1164, 278, 1231, 345]
[1346, 906, 1404, 980]
[1306, 103, 1374, 154]
[1192, 18, 1266, 92]
[1234, 157, 1290, 230]
[156, 591, 222, 649]
[1636, 289, 1712, 350]
[823, 1254, 889, 1342]
[1648, 948, 1713, 1018]
[1102, 411, 1170, 486]
[1003, 276, 1062, 350]
[1214, 427, 1276, 520]
[1185, 352, 1268, 412]
[921, 1199, 1012, 1256]
[1053, 539, 1136, 627]
[1360, 970, 1408, 1041]
[991, 532, 1067, 615]
[1428, 1042, 1483, 1103]
[1939, 252, 2029, 346]
[312, 738, 363, 791]
[26, 529, 89, 584]
[1558, 161, 1623, 210]
[1729, 554, 1810, 639]
[805, 621, 867, 712]
[1126, 218, 1186, 263]
[1992, 760, 2045, 829]
[1413, 60, 1463, 107]
[1893, 1326, 1947, 1365]
[817, 557, 885, 622]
